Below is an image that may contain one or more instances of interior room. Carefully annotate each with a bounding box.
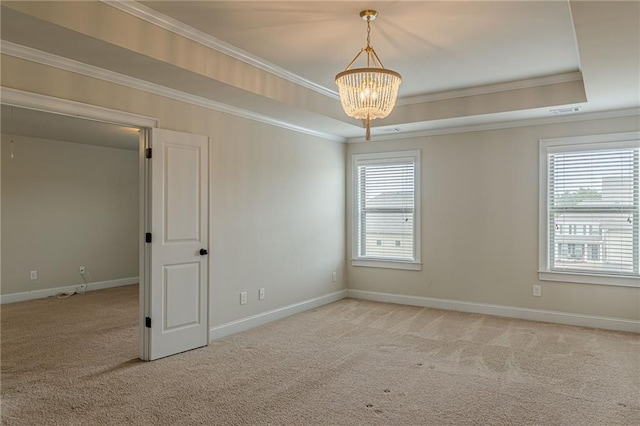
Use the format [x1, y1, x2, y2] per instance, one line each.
[1, 106, 140, 301]
[1, 1, 638, 425]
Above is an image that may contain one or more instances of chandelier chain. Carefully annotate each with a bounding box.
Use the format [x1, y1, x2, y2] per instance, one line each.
[366, 16, 371, 67]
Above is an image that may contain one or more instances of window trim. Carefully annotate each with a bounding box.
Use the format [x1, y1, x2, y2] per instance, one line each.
[538, 131, 640, 287]
[352, 150, 421, 271]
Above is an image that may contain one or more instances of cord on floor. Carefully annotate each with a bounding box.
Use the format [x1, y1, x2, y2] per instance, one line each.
[55, 269, 91, 299]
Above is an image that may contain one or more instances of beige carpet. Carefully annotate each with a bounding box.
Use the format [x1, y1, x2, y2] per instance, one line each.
[1, 285, 639, 425]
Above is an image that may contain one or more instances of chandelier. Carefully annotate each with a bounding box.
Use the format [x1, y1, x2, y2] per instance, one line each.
[335, 10, 402, 140]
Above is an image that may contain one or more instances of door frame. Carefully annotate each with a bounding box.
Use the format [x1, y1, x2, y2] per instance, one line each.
[0, 87, 173, 360]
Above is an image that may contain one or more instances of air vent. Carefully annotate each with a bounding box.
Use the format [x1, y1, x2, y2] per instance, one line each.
[375, 127, 402, 134]
[550, 107, 581, 115]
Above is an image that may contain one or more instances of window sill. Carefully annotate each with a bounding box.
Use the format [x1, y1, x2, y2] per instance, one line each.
[538, 270, 640, 288]
[352, 259, 422, 271]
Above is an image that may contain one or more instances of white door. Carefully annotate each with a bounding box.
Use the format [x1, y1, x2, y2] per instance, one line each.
[144, 128, 209, 360]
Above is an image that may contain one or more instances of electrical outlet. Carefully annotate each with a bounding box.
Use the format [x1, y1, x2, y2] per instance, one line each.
[79, 266, 85, 274]
[30, 270, 38, 280]
[533, 284, 542, 297]
[240, 291, 247, 305]
[332, 271, 337, 282]
[258, 288, 265, 300]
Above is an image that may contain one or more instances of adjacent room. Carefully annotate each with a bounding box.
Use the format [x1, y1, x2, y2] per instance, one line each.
[1, 105, 141, 357]
[1, 106, 140, 302]
[1, 1, 638, 425]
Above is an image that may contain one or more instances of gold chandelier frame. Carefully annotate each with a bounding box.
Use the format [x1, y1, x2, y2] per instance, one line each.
[335, 10, 402, 140]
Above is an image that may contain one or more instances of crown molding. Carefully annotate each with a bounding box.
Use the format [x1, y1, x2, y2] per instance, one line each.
[347, 107, 640, 143]
[0, 86, 158, 128]
[101, 1, 584, 109]
[100, 0, 340, 101]
[397, 72, 584, 106]
[3, 41, 636, 146]
[0, 41, 345, 143]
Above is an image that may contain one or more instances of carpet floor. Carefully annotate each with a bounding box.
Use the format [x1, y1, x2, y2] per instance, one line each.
[1, 284, 639, 425]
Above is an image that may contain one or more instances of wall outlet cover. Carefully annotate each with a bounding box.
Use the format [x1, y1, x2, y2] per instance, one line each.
[533, 285, 542, 297]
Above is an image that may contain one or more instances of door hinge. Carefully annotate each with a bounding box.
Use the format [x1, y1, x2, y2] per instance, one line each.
[145, 148, 152, 159]
[145, 232, 152, 243]
[145, 317, 151, 328]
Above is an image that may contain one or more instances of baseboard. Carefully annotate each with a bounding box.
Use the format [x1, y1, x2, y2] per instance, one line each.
[347, 289, 640, 334]
[0, 277, 139, 304]
[210, 290, 348, 340]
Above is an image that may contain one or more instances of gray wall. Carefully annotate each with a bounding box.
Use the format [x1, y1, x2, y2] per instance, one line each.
[209, 119, 346, 325]
[1, 1, 635, 327]
[1, 54, 347, 328]
[1, 135, 139, 295]
[347, 115, 640, 321]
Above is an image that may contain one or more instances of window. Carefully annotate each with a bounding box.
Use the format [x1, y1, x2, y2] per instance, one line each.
[539, 132, 639, 287]
[352, 150, 421, 270]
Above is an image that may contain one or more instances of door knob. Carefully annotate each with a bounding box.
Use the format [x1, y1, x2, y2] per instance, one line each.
[199, 249, 208, 256]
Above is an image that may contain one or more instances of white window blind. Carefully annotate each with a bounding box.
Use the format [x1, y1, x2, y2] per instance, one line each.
[353, 151, 420, 266]
[546, 141, 639, 278]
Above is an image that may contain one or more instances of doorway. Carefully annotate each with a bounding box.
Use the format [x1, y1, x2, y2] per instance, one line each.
[1, 102, 144, 358]
[1, 88, 211, 361]
[0, 87, 151, 359]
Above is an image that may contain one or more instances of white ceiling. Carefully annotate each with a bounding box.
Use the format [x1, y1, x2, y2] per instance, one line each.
[139, 1, 581, 97]
[0, 1, 638, 142]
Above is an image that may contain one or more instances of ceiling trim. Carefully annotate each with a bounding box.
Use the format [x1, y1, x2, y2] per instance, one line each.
[0, 86, 158, 128]
[99, 0, 585, 109]
[397, 72, 584, 105]
[0, 41, 345, 143]
[347, 107, 640, 143]
[100, 0, 340, 101]
[3, 42, 635, 146]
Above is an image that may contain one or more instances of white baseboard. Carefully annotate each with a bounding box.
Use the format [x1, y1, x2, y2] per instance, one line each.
[347, 289, 640, 334]
[210, 290, 348, 340]
[0, 277, 139, 304]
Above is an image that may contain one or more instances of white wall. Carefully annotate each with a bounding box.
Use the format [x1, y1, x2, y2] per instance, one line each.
[1, 135, 139, 295]
[347, 116, 640, 321]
